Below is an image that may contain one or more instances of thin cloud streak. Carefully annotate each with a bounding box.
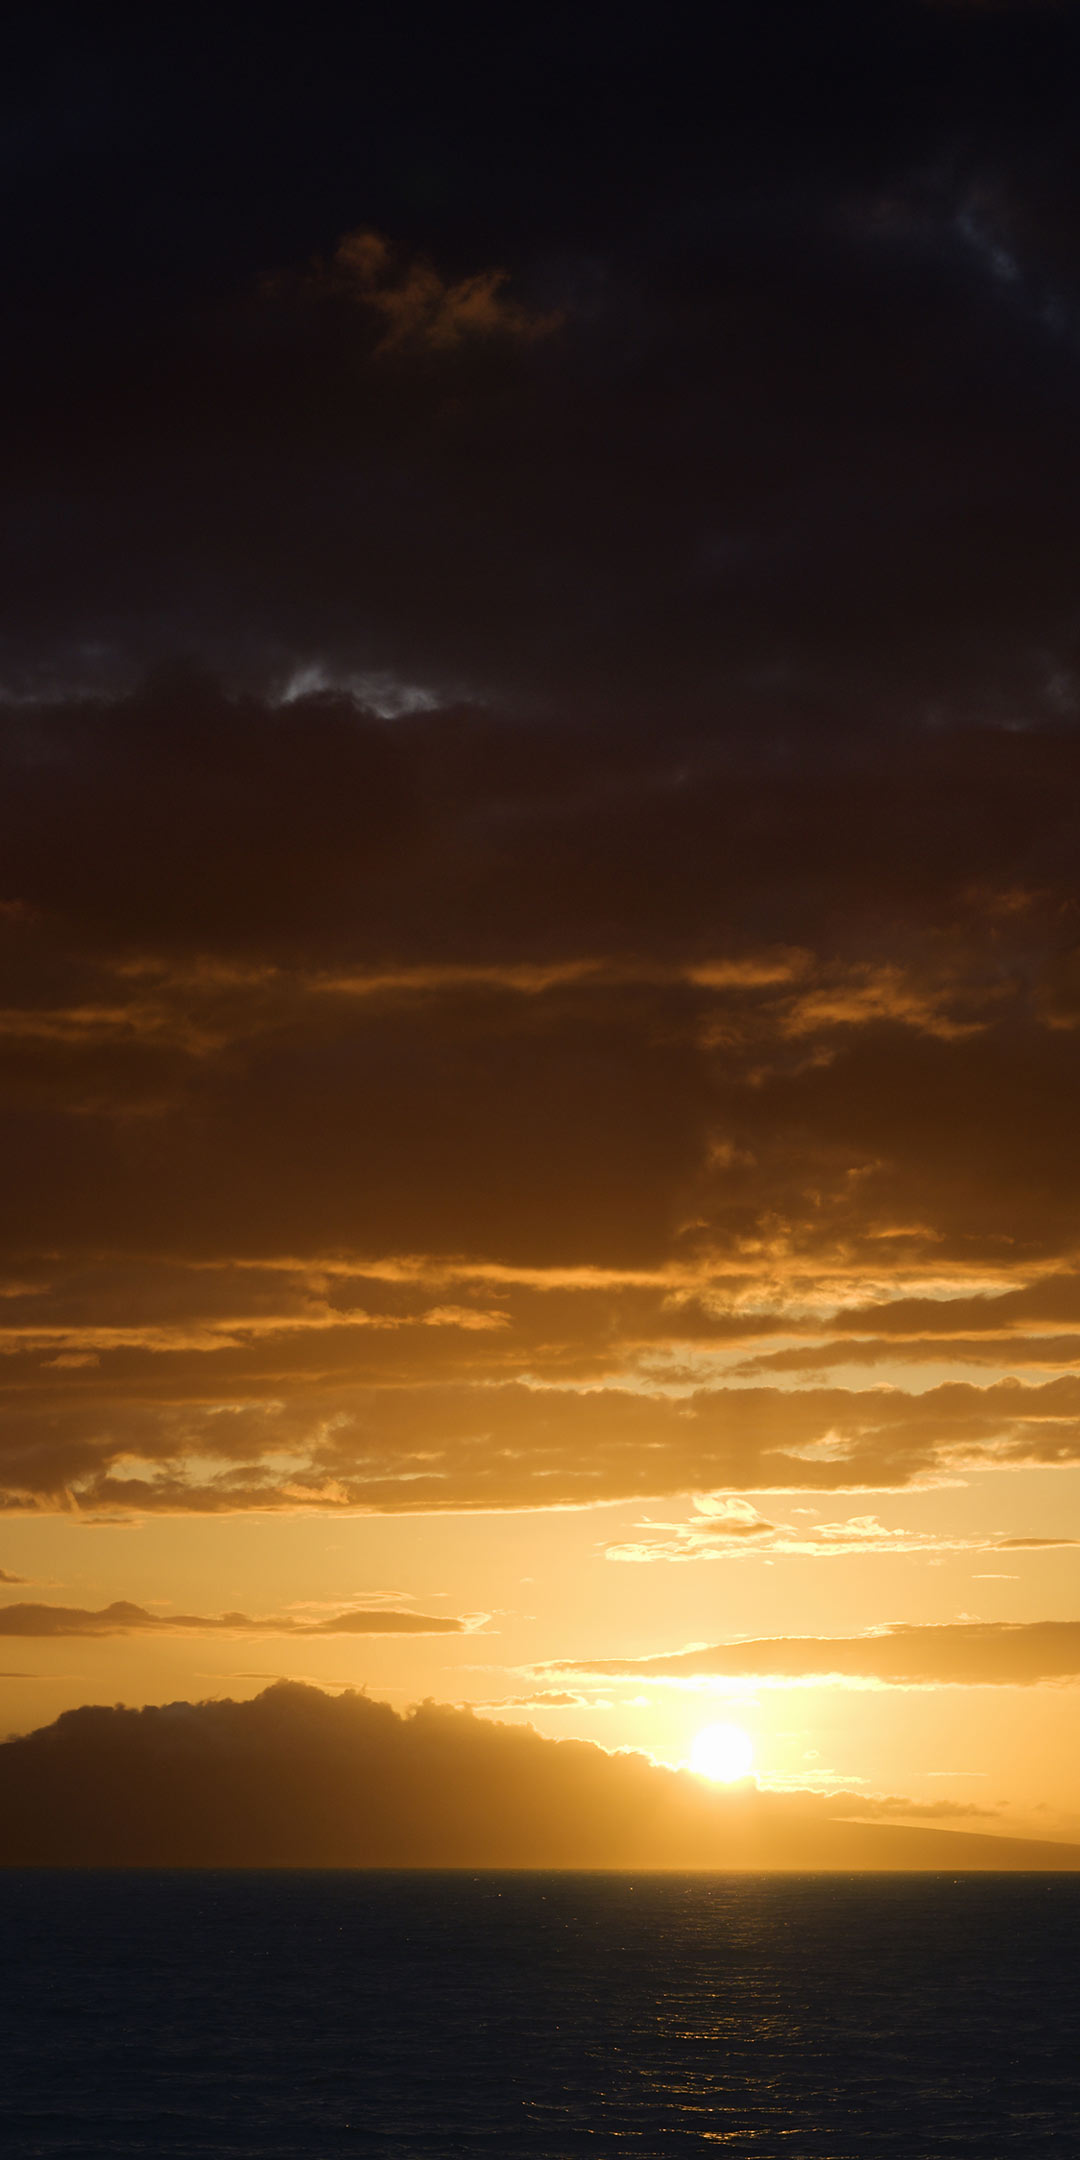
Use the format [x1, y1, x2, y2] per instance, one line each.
[559, 1619, 1080, 1688]
[0, 1600, 467, 1638]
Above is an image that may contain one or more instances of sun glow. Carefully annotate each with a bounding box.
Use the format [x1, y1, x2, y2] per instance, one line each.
[689, 1722, 755, 1783]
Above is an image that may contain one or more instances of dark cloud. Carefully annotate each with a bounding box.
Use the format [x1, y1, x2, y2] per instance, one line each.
[1, 678, 1080, 1510]
[0, 1571, 25, 1585]
[0, 1601, 464, 1638]
[0, 1681, 1075, 1869]
[848, 1793, 997, 1824]
[561, 1619, 1080, 1687]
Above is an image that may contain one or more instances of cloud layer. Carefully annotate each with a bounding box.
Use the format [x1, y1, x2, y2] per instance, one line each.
[3, 688, 1080, 1511]
[6, 5, 1080, 1527]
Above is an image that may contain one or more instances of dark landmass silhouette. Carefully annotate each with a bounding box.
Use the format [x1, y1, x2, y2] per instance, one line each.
[1, 1682, 1077, 1870]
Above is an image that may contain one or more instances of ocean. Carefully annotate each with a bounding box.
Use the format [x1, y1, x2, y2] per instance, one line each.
[0, 1872, 1076, 2156]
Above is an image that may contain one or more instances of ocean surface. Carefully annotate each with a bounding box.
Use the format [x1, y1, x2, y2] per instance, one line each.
[0, 1872, 1076, 2157]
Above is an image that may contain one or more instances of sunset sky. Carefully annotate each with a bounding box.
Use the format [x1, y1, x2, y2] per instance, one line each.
[3, 0, 1080, 1858]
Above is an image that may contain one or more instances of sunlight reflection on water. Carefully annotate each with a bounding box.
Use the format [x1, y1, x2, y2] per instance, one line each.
[0, 1871, 1076, 2156]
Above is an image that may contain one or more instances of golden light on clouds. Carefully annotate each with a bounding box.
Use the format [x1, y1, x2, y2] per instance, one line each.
[5, 0, 1080, 1875]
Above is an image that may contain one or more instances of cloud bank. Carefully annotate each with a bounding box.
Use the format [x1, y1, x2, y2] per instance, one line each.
[3, 682, 1080, 1516]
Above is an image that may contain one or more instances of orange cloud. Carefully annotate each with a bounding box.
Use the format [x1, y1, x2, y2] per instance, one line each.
[268, 228, 563, 353]
[7, 1363, 1080, 1515]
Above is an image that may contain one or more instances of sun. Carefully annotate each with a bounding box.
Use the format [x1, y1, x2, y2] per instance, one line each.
[689, 1721, 755, 1783]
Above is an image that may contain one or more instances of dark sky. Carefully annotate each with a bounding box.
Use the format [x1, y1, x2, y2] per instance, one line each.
[5, 0, 1080, 713]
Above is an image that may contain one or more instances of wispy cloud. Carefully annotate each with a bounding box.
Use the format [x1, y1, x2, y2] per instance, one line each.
[0, 1599, 467, 1638]
[602, 1495, 1080, 1564]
